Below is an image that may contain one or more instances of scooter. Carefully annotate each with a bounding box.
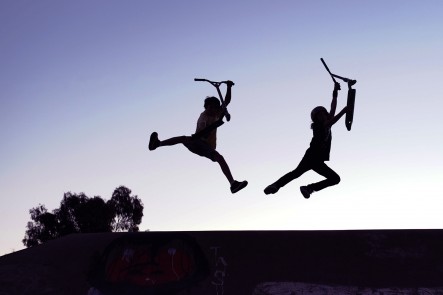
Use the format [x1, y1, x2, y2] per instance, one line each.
[321, 58, 357, 131]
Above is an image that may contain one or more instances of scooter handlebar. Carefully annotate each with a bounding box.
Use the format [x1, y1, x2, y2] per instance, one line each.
[194, 78, 234, 86]
[194, 78, 232, 122]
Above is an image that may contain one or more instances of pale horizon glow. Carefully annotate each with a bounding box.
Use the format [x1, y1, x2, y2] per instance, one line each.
[1, 0, 443, 255]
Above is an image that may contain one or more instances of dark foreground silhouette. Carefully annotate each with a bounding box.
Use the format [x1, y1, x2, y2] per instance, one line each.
[2, 230, 443, 294]
[265, 59, 357, 199]
[264, 82, 347, 198]
[149, 79, 247, 194]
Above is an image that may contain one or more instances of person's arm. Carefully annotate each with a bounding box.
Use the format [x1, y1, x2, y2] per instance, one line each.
[222, 80, 234, 107]
[329, 82, 340, 117]
[326, 105, 348, 128]
[192, 119, 224, 139]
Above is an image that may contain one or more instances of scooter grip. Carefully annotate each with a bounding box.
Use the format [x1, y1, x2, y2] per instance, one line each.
[222, 80, 235, 86]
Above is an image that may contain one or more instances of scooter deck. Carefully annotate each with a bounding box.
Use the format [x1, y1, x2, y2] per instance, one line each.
[345, 88, 356, 131]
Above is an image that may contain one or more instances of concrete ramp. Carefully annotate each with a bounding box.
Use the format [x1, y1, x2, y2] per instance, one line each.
[1, 230, 443, 294]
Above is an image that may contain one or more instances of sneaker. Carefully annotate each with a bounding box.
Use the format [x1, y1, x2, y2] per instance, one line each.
[230, 180, 248, 194]
[264, 184, 279, 195]
[149, 132, 160, 151]
[300, 186, 313, 199]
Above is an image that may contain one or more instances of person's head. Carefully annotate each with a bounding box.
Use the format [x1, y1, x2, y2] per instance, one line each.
[204, 96, 221, 114]
[311, 106, 328, 124]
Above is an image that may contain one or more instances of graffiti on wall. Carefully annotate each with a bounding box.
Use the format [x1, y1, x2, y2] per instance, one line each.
[253, 282, 443, 295]
[88, 233, 209, 295]
[210, 246, 228, 295]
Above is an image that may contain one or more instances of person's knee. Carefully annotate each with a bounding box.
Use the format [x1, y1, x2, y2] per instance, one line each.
[331, 174, 341, 185]
[212, 151, 224, 163]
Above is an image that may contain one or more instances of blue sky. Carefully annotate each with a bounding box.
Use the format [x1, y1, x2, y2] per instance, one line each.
[1, 0, 442, 255]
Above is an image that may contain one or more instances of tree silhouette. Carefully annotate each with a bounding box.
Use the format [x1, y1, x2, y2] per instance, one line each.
[23, 186, 144, 247]
[23, 205, 59, 247]
[108, 186, 143, 232]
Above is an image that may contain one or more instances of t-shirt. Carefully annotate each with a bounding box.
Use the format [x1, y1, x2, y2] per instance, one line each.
[307, 123, 332, 161]
[195, 110, 222, 149]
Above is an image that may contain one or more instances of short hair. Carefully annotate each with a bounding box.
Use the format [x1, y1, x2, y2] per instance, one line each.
[311, 106, 327, 122]
[204, 96, 220, 108]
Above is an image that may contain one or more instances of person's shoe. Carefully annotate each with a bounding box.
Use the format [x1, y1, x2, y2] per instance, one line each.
[149, 132, 160, 151]
[264, 184, 279, 195]
[230, 180, 248, 194]
[300, 186, 313, 199]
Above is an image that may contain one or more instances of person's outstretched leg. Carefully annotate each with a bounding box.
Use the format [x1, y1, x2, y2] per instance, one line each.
[212, 151, 247, 193]
[264, 156, 312, 195]
[160, 136, 191, 146]
[149, 132, 191, 150]
[301, 162, 340, 198]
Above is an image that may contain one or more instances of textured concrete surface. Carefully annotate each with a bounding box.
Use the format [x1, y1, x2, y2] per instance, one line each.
[1, 230, 443, 295]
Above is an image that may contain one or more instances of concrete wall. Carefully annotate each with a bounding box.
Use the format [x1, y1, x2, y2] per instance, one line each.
[1, 230, 443, 294]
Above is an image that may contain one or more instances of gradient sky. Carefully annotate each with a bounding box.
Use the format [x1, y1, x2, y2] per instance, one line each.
[1, 0, 442, 256]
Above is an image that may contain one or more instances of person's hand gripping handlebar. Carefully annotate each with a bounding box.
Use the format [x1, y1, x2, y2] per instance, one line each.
[194, 78, 234, 121]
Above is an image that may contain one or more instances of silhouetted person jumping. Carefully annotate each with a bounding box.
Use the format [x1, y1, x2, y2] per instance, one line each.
[149, 80, 248, 194]
[264, 82, 347, 199]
